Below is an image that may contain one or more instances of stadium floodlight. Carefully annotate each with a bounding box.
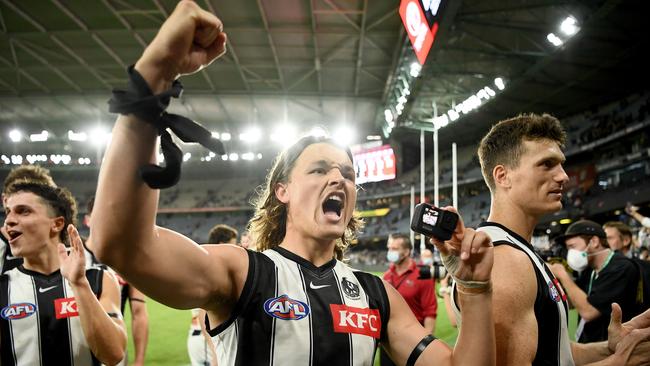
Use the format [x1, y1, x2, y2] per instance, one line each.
[89, 127, 109, 146]
[333, 126, 356, 146]
[560, 16, 579, 36]
[9, 129, 22, 143]
[211, 131, 220, 139]
[433, 115, 449, 129]
[384, 109, 393, 123]
[229, 153, 239, 161]
[242, 152, 255, 161]
[68, 130, 87, 142]
[484, 86, 496, 97]
[494, 77, 505, 91]
[309, 126, 328, 138]
[366, 135, 382, 141]
[208, 151, 216, 158]
[221, 154, 228, 161]
[448, 109, 460, 122]
[409, 62, 421, 78]
[1, 155, 10, 164]
[183, 152, 191, 162]
[270, 124, 297, 144]
[61, 155, 71, 165]
[546, 33, 563, 47]
[30, 130, 49, 142]
[11, 155, 23, 164]
[257, 153, 263, 160]
[220, 132, 231, 141]
[239, 127, 261, 143]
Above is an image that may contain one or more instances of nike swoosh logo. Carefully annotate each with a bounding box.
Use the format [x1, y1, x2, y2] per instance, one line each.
[38, 285, 58, 293]
[309, 282, 330, 290]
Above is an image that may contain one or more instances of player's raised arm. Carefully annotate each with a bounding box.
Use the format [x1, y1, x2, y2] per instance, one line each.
[89, 1, 247, 311]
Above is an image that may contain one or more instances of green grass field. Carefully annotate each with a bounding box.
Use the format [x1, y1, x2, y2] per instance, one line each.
[124, 275, 578, 365]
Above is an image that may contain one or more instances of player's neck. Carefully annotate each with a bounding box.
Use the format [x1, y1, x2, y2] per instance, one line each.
[23, 243, 61, 275]
[280, 230, 336, 267]
[487, 197, 539, 243]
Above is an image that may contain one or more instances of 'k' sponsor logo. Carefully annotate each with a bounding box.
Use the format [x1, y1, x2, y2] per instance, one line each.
[330, 304, 381, 339]
[54, 297, 79, 319]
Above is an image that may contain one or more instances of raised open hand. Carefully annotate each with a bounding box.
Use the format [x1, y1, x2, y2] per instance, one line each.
[58, 225, 87, 286]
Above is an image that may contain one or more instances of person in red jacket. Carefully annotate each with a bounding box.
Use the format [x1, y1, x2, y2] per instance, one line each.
[382, 233, 437, 365]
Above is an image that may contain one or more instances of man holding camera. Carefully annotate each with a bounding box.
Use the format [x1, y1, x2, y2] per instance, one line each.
[383, 233, 437, 366]
[548, 220, 639, 343]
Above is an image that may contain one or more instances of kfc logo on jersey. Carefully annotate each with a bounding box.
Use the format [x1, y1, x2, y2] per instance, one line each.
[55, 297, 79, 319]
[1, 303, 36, 320]
[264, 294, 310, 320]
[330, 304, 381, 339]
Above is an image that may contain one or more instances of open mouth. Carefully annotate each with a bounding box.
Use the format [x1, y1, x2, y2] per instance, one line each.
[322, 194, 344, 219]
[7, 230, 22, 243]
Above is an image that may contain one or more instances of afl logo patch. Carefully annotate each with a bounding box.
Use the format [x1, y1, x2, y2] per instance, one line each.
[341, 277, 360, 300]
[548, 279, 566, 303]
[1, 303, 36, 320]
[264, 294, 310, 320]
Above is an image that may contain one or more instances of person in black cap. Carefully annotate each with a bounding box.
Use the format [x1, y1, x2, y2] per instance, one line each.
[548, 220, 640, 343]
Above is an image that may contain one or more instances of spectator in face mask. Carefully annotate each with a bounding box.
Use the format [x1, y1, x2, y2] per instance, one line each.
[382, 233, 437, 366]
[548, 220, 640, 343]
[420, 248, 434, 266]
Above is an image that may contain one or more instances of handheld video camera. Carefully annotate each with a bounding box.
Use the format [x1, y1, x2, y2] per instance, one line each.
[417, 263, 447, 280]
[410, 203, 459, 241]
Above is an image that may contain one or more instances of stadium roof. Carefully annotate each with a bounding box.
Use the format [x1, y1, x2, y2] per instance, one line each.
[0, 0, 648, 157]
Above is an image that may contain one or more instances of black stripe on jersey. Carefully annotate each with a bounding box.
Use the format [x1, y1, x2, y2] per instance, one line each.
[27, 268, 73, 366]
[0, 274, 17, 366]
[331, 269, 354, 366]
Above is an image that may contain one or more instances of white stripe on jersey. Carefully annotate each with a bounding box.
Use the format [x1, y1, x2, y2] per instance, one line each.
[7, 269, 42, 365]
[63, 275, 93, 366]
[332, 263, 377, 366]
[264, 249, 312, 366]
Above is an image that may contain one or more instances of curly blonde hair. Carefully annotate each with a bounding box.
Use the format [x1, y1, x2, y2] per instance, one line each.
[248, 136, 363, 260]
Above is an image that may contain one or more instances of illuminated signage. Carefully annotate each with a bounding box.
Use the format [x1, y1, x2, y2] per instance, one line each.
[399, 0, 441, 64]
[353, 145, 396, 184]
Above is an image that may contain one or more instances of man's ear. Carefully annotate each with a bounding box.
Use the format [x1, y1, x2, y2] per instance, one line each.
[493, 164, 511, 189]
[275, 182, 289, 204]
[51, 216, 66, 238]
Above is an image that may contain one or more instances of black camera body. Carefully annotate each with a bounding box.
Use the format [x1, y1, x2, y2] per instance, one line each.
[410, 203, 459, 241]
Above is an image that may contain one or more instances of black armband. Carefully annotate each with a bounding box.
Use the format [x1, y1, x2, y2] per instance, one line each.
[108, 65, 225, 189]
[406, 334, 437, 366]
[107, 312, 122, 319]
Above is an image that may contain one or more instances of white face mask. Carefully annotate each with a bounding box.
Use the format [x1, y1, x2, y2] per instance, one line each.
[386, 250, 400, 263]
[566, 248, 588, 272]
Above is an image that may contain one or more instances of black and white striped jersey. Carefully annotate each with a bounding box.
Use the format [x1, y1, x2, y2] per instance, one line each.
[208, 247, 390, 366]
[0, 265, 104, 366]
[451, 222, 574, 366]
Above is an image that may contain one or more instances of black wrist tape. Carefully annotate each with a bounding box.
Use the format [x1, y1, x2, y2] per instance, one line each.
[108, 65, 225, 189]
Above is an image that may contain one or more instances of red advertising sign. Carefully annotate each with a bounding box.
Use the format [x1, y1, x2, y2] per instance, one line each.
[353, 144, 396, 184]
[399, 0, 439, 64]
